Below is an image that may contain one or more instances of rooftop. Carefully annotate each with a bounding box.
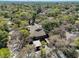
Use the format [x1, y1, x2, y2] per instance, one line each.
[33, 40, 41, 47]
[29, 23, 46, 37]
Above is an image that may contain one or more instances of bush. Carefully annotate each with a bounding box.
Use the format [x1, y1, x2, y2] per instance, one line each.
[63, 48, 78, 58]
[0, 30, 8, 48]
[0, 18, 8, 31]
[20, 29, 30, 38]
[42, 20, 59, 33]
[74, 37, 79, 49]
[0, 48, 10, 58]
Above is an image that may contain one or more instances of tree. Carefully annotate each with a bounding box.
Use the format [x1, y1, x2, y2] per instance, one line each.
[3, 11, 11, 18]
[62, 48, 78, 58]
[36, 15, 47, 23]
[42, 20, 59, 33]
[0, 18, 8, 31]
[74, 37, 79, 49]
[11, 23, 19, 30]
[37, 6, 42, 14]
[46, 8, 60, 17]
[75, 20, 79, 31]
[20, 29, 30, 38]
[0, 30, 8, 48]
[20, 20, 28, 28]
[25, 44, 35, 58]
[58, 14, 77, 24]
[40, 41, 47, 58]
[0, 48, 10, 58]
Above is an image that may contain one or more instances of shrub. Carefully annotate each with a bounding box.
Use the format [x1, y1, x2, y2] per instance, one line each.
[20, 29, 30, 38]
[0, 48, 10, 58]
[0, 30, 8, 48]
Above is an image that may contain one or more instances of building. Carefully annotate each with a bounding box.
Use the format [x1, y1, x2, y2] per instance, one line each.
[27, 23, 49, 51]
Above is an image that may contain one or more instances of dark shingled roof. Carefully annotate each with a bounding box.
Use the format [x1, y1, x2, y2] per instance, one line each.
[29, 24, 46, 37]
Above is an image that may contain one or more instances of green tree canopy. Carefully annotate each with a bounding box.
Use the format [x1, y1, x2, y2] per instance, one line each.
[42, 20, 59, 33]
[0, 18, 8, 31]
[0, 30, 8, 48]
[74, 37, 79, 49]
[20, 29, 30, 38]
[0, 48, 10, 58]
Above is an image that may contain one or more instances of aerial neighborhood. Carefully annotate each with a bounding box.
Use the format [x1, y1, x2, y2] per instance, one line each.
[0, 1, 79, 58]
